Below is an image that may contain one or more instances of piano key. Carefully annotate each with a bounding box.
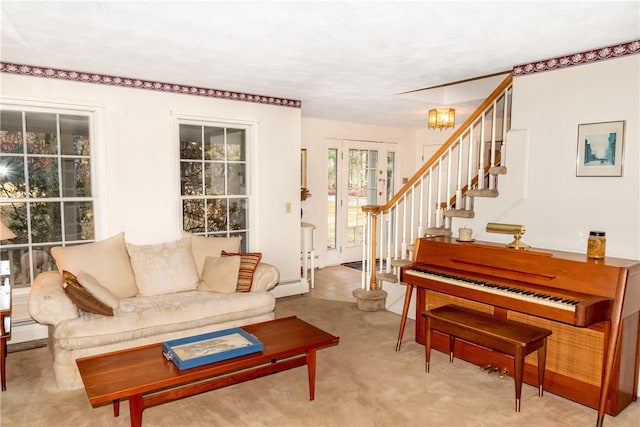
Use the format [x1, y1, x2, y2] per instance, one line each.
[407, 268, 576, 312]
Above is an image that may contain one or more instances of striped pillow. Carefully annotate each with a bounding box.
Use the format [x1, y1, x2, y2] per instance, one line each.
[221, 251, 262, 292]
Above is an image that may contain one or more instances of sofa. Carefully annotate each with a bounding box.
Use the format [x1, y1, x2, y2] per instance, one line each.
[28, 232, 279, 390]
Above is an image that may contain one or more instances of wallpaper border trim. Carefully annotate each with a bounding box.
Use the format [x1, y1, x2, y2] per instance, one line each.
[513, 40, 640, 76]
[0, 62, 301, 108]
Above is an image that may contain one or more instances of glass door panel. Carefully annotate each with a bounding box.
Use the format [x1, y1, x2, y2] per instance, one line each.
[335, 140, 396, 264]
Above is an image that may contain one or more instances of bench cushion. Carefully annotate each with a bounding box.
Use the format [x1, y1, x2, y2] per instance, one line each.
[423, 304, 552, 355]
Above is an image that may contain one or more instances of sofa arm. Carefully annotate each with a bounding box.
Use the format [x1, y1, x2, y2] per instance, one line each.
[28, 271, 79, 326]
[251, 262, 279, 292]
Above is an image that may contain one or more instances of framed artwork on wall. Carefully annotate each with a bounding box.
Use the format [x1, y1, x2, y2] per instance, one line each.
[301, 149, 308, 187]
[576, 120, 625, 177]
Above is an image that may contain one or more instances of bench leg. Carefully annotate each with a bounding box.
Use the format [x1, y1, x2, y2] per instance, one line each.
[448, 335, 455, 363]
[537, 338, 548, 397]
[514, 347, 524, 412]
[425, 317, 432, 373]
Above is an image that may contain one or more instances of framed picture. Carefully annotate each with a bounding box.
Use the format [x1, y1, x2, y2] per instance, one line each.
[162, 328, 263, 370]
[576, 120, 625, 177]
[301, 149, 308, 187]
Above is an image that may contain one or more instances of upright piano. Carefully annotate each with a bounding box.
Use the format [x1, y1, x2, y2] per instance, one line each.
[399, 237, 640, 426]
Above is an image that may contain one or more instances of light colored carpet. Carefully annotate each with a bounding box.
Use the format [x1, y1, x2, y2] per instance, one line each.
[1, 294, 638, 427]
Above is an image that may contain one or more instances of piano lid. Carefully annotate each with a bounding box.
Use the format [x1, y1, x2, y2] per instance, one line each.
[409, 237, 637, 300]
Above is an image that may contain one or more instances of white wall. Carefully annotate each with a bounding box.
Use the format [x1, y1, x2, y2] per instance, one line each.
[459, 55, 639, 260]
[1, 73, 302, 284]
[300, 116, 418, 266]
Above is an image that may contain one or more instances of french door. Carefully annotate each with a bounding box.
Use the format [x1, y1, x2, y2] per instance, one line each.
[326, 139, 396, 266]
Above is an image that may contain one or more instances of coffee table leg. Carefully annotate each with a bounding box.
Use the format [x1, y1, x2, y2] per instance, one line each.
[113, 399, 120, 417]
[307, 348, 317, 401]
[129, 394, 144, 427]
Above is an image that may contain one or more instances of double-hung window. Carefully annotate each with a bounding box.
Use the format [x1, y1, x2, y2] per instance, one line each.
[0, 109, 95, 288]
[179, 122, 250, 251]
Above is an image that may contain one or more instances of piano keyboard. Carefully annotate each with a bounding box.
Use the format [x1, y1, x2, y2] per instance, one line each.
[406, 268, 579, 312]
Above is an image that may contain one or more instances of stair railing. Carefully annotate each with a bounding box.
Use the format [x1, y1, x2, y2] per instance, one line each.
[361, 74, 513, 291]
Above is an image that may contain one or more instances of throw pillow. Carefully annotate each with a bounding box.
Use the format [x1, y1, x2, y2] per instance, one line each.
[127, 237, 200, 296]
[51, 232, 137, 298]
[198, 255, 241, 293]
[221, 251, 262, 292]
[77, 271, 120, 309]
[186, 232, 242, 278]
[61, 270, 114, 316]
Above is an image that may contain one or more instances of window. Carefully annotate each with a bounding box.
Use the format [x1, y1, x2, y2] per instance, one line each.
[179, 122, 250, 251]
[0, 109, 95, 288]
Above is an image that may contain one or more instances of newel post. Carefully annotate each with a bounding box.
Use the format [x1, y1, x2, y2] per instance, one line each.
[352, 205, 387, 312]
[362, 205, 381, 290]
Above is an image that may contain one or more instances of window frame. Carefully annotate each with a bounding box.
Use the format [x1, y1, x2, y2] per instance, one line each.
[0, 98, 102, 290]
[175, 115, 255, 252]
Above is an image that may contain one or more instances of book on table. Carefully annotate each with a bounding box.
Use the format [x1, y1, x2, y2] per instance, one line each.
[162, 327, 263, 370]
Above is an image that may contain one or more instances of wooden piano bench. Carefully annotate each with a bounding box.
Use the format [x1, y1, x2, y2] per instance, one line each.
[422, 304, 552, 412]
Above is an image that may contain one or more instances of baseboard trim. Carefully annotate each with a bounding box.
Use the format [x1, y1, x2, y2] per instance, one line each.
[8, 321, 48, 344]
[270, 279, 310, 298]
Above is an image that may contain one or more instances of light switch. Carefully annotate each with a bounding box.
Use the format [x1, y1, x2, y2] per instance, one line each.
[285, 202, 292, 213]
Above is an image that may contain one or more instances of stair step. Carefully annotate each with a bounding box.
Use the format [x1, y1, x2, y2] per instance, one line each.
[489, 166, 507, 175]
[390, 259, 412, 268]
[466, 188, 499, 198]
[376, 272, 398, 283]
[424, 227, 452, 237]
[444, 209, 475, 219]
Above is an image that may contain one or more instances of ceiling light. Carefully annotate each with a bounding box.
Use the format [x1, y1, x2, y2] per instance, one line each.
[427, 108, 455, 130]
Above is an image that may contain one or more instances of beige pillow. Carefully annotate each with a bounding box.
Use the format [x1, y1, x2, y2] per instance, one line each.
[51, 232, 137, 298]
[198, 255, 241, 293]
[77, 271, 120, 309]
[186, 232, 242, 277]
[127, 237, 199, 296]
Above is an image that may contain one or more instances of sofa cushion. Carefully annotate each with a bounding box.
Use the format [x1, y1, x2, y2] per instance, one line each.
[221, 251, 262, 292]
[198, 255, 240, 293]
[51, 232, 138, 298]
[54, 290, 276, 350]
[62, 271, 114, 316]
[77, 271, 120, 309]
[127, 237, 199, 296]
[187, 232, 242, 277]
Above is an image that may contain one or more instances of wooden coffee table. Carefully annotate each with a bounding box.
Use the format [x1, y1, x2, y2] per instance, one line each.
[77, 316, 339, 427]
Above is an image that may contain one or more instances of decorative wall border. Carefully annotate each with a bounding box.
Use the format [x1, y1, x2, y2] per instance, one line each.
[0, 62, 301, 108]
[513, 39, 640, 76]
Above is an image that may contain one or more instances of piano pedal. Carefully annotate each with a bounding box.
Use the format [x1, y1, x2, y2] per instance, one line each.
[491, 367, 500, 375]
[499, 368, 509, 379]
[480, 364, 493, 372]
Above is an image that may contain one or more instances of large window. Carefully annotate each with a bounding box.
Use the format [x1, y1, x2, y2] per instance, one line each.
[0, 109, 95, 288]
[179, 122, 250, 251]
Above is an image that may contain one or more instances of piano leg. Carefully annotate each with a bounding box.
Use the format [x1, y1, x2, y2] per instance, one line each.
[395, 282, 415, 352]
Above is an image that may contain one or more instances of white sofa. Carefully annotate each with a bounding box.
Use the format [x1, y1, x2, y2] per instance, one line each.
[28, 232, 279, 390]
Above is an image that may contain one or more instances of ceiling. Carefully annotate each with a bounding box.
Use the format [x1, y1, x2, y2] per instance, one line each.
[1, 1, 639, 128]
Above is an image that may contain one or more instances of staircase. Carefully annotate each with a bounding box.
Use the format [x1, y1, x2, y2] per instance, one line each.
[359, 75, 513, 292]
